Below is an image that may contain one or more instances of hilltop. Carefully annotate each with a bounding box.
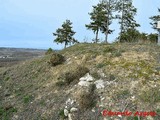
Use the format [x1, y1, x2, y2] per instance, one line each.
[0, 43, 160, 120]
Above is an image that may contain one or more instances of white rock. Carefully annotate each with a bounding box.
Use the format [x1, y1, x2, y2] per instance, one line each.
[94, 80, 105, 89]
[131, 96, 135, 99]
[70, 107, 78, 112]
[92, 109, 95, 112]
[79, 73, 94, 82]
[68, 113, 72, 120]
[78, 81, 91, 87]
[100, 96, 105, 101]
[64, 109, 69, 117]
[118, 115, 122, 118]
[66, 98, 74, 105]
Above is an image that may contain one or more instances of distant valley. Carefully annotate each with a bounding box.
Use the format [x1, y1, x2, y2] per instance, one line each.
[0, 47, 46, 67]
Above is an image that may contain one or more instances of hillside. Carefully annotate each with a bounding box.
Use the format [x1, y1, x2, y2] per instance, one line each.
[0, 43, 160, 120]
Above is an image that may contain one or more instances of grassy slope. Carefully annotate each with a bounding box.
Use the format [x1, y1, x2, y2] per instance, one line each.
[0, 43, 160, 120]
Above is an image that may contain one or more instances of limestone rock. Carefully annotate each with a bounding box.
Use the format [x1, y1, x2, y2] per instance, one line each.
[79, 73, 94, 82]
[64, 109, 69, 117]
[94, 79, 105, 89]
[70, 107, 78, 112]
[78, 81, 91, 87]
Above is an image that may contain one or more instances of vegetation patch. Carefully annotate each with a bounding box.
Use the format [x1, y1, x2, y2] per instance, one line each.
[139, 86, 160, 103]
[0, 106, 17, 120]
[115, 89, 131, 100]
[23, 95, 33, 104]
[103, 46, 116, 53]
[57, 66, 89, 86]
[49, 53, 65, 66]
[58, 109, 68, 119]
[76, 84, 98, 109]
[96, 63, 106, 68]
[45, 48, 53, 55]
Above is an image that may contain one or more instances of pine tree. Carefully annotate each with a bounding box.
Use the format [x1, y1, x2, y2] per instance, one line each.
[86, 1, 113, 43]
[150, 8, 160, 30]
[103, 0, 117, 43]
[116, 0, 140, 42]
[53, 20, 78, 48]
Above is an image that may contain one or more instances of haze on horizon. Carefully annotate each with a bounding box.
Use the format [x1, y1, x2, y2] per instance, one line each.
[0, 0, 160, 49]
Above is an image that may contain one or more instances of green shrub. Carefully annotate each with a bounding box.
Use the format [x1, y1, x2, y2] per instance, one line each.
[96, 63, 106, 68]
[76, 84, 97, 109]
[103, 46, 116, 53]
[45, 48, 53, 55]
[49, 53, 65, 66]
[112, 51, 122, 57]
[57, 66, 89, 85]
[0, 106, 17, 119]
[56, 81, 66, 87]
[4, 76, 10, 81]
[23, 95, 33, 104]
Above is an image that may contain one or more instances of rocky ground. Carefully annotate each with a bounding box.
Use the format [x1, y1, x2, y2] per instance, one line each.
[0, 43, 160, 120]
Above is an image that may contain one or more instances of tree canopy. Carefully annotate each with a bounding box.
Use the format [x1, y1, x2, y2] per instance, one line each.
[53, 20, 78, 48]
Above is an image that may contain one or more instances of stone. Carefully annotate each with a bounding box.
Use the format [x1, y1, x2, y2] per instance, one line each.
[78, 81, 91, 87]
[68, 113, 72, 120]
[94, 79, 105, 89]
[79, 73, 94, 82]
[70, 107, 78, 112]
[66, 98, 74, 105]
[64, 109, 69, 117]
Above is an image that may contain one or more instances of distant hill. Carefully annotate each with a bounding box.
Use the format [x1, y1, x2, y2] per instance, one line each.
[0, 47, 46, 67]
[0, 43, 160, 120]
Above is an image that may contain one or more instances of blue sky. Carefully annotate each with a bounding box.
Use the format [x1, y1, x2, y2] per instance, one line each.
[0, 0, 160, 49]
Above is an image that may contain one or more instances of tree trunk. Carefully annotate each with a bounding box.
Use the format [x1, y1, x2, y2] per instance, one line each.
[120, 0, 124, 43]
[95, 29, 99, 43]
[105, 0, 111, 43]
[64, 41, 67, 48]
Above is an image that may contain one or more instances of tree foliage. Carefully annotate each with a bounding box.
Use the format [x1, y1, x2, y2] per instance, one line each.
[103, 0, 118, 43]
[119, 28, 140, 42]
[150, 8, 160, 30]
[53, 20, 78, 48]
[86, 1, 113, 43]
[116, 0, 140, 42]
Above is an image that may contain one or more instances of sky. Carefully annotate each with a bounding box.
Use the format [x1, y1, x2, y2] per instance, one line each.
[0, 0, 160, 49]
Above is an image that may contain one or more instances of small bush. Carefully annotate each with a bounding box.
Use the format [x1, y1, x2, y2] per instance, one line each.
[103, 46, 116, 53]
[49, 53, 65, 66]
[112, 51, 122, 57]
[0, 106, 17, 119]
[76, 84, 97, 109]
[45, 48, 53, 55]
[57, 66, 89, 85]
[23, 95, 33, 104]
[4, 76, 10, 81]
[56, 81, 66, 87]
[96, 63, 106, 68]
